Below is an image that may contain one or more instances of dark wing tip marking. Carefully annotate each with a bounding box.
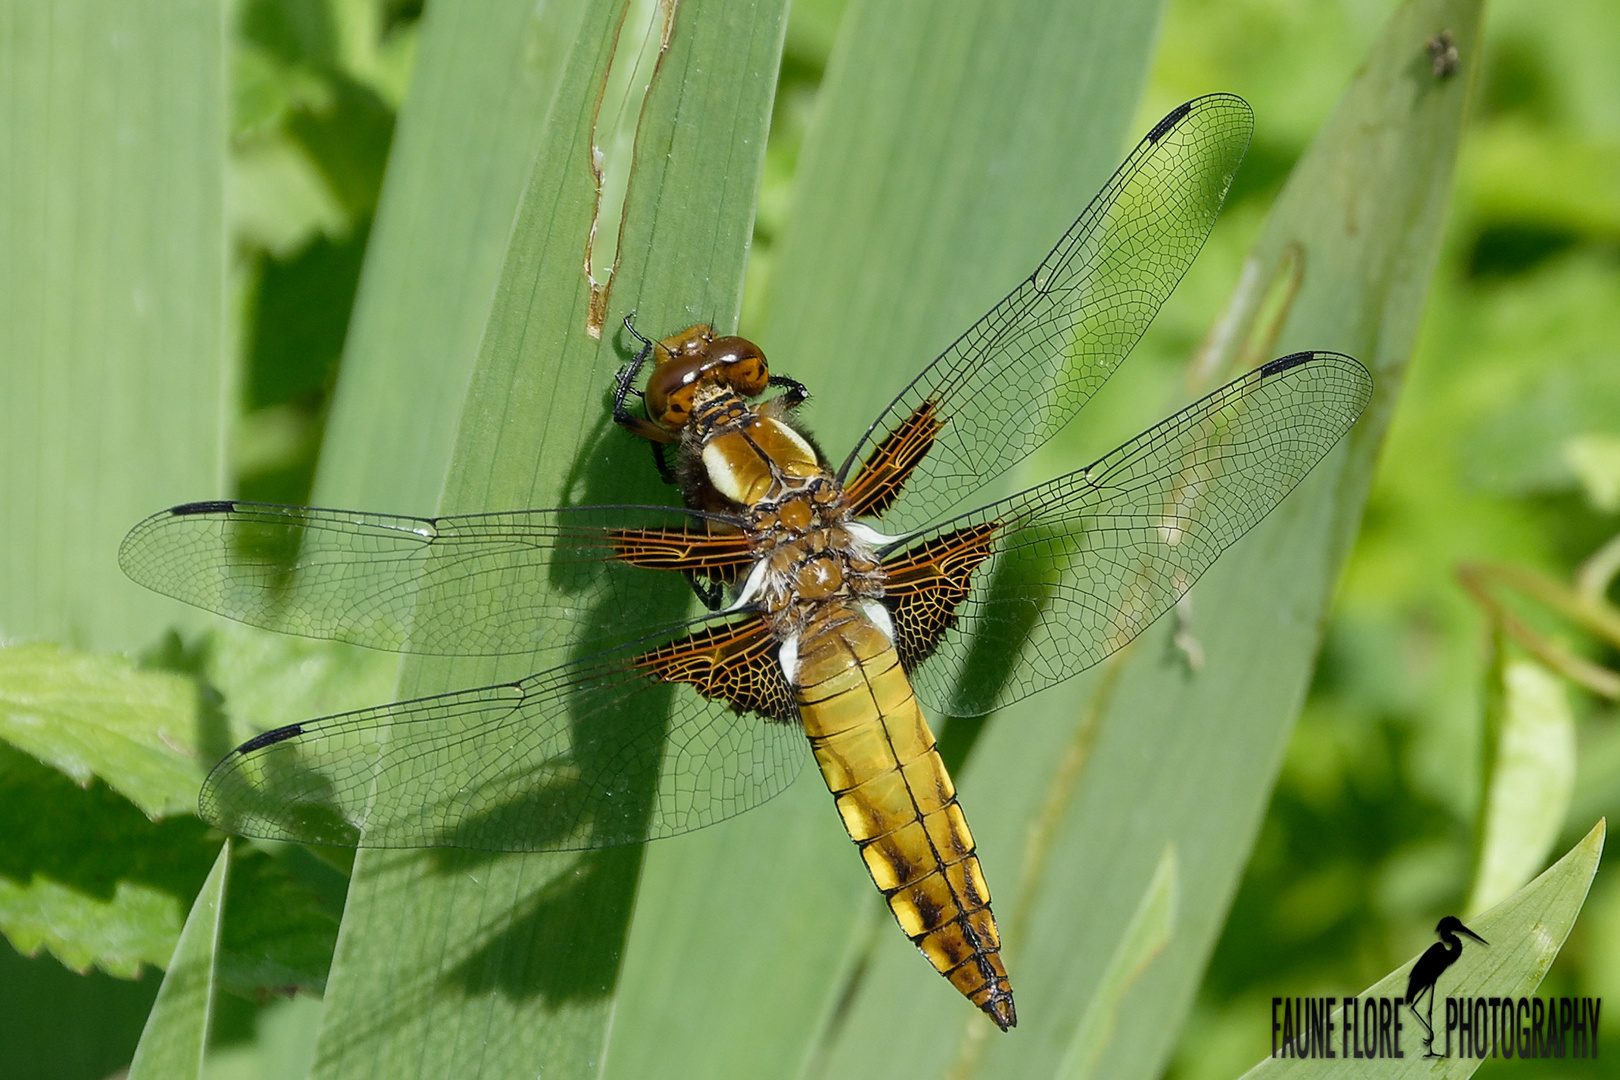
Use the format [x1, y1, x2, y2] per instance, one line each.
[1148, 100, 1195, 142]
[1259, 351, 1314, 377]
[237, 723, 304, 753]
[170, 500, 236, 516]
[1258, 351, 1373, 409]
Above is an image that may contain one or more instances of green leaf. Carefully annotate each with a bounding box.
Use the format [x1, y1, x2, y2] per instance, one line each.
[960, 3, 1483, 1076]
[312, 0, 588, 513]
[0, 744, 215, 978]
[298, 3, 790, 1078]
[1467, 659, 1575, 915]
[603, 4, 1168, 1077]
[701, 0, 1476, 1075]
[1564, 432, 1620, 513]
[1238, 820, 1604, 1078]
[128, 840, 228, 1080]
[217, 844, 341, 999]
[0, 643, 203, 818]
[202, 622, 400, 758]
[0, 0, 225, 652]
[1056, 846, 1180, 1080]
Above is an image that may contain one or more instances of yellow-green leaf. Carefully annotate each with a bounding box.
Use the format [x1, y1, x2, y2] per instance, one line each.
[1468, 659, 1576, 915]
[128, 841, 228, 1080]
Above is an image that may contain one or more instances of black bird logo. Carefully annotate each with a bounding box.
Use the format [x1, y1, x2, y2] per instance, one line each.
[1405, 916, 1488, 1056]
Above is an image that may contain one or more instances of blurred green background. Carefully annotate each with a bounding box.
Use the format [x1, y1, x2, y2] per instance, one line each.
[3, 0, 1617, 1076]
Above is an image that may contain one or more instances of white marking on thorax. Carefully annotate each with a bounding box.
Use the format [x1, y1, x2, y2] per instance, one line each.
[859, 600, 895, 644]
[778, 633, 801, 685]
[758, 418, 816, 462]
[847, 521, 905, 549]
[702, 441, 751, 504]
[723, 558, 771, 613]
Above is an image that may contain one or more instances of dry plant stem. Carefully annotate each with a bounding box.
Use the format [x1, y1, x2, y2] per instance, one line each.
[1457, 562, 1620, 700]
[1576, 532, 1620, 608]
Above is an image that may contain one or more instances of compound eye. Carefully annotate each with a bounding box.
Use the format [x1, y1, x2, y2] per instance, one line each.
[709, 335, 769, 395]
[644, 355, 709, 428]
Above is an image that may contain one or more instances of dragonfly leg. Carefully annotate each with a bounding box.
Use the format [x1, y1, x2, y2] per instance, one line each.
[614, 314, 676, 444]
[652, 441, 677, 486]
[685, 570, 727, 611]
[768, 374, 810, 410]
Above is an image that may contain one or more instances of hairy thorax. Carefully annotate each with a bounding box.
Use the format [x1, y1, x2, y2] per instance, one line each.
[688, 385, 890, 642]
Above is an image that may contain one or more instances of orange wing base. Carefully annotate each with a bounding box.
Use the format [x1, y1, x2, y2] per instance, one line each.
[845, 400, 942, 519]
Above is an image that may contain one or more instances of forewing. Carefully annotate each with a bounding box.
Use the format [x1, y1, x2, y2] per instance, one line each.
[198, 615, 806, 851]
[840, 94, 1254, 531]
[119, 501, 752, 661]
[884, 353, 1372, 717]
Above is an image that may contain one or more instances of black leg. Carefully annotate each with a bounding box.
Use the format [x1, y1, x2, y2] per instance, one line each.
[768, 373, 809, 409]
[651, 441, 676, 486]
[685, 571, 726, 611]
[769, 374, 809, 407]
[613, 316, 656, 431]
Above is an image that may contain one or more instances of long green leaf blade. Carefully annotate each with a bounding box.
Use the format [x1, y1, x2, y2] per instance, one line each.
[742, 0, 1482, 1075]
[127, 841, 228, 1080]
[313, 0, 583, 513]
[304, 3, 789, 1078]
[952, 2, 1485, 1076]
[0, 0, 225, 650]
[602, 4, 1168, 1077]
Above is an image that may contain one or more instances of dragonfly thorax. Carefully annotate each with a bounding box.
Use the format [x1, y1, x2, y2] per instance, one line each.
[725, 477, 885, 633]
[694, 406, 821, 507]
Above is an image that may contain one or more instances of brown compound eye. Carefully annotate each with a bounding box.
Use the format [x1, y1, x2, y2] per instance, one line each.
[706, 336, 770, 396]
[640, 327, 773, 431]
[644, 354, 711, 428]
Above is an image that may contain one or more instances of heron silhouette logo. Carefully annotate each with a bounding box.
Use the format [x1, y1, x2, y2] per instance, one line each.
[1270, 914, 1603, 1061]
[1406, 916, 1486, 1057]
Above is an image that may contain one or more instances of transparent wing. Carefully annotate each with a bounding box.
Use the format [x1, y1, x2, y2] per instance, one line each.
[199, 615, 807, 851]
[885, 352, 1372, 717]
[839, 94, 1255, 532]
[119, 501, 751, 663]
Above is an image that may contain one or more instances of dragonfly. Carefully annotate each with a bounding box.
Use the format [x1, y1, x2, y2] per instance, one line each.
[120, 94, 1371, 1030]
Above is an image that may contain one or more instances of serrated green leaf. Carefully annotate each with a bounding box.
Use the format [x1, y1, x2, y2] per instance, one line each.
[0, 745, 216, 978]
[204, 622, 399, 752]
[129, 841, 228, 1080]
[0, 0, 225, 652]
[1239, 820, 1603, 1078]
[0, 643, 203, 818]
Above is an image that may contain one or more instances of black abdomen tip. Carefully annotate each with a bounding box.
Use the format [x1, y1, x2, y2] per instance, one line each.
[984, 987, 1018, 1031]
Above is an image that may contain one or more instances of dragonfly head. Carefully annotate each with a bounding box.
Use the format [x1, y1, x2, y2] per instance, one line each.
[643, 324, 770, 433]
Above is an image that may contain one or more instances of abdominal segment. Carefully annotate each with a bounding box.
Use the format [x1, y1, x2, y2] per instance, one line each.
[792, 612, 1016, 1030]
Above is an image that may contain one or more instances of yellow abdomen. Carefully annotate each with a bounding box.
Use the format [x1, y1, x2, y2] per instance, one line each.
[793, 609, 1016, 1029]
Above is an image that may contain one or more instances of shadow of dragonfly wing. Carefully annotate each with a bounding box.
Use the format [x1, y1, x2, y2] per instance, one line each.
[879, 352, 1373, 718]
[840, 94, 1255, 533]
[119, 501, 753, 664]
[198, 612, 807, 851]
